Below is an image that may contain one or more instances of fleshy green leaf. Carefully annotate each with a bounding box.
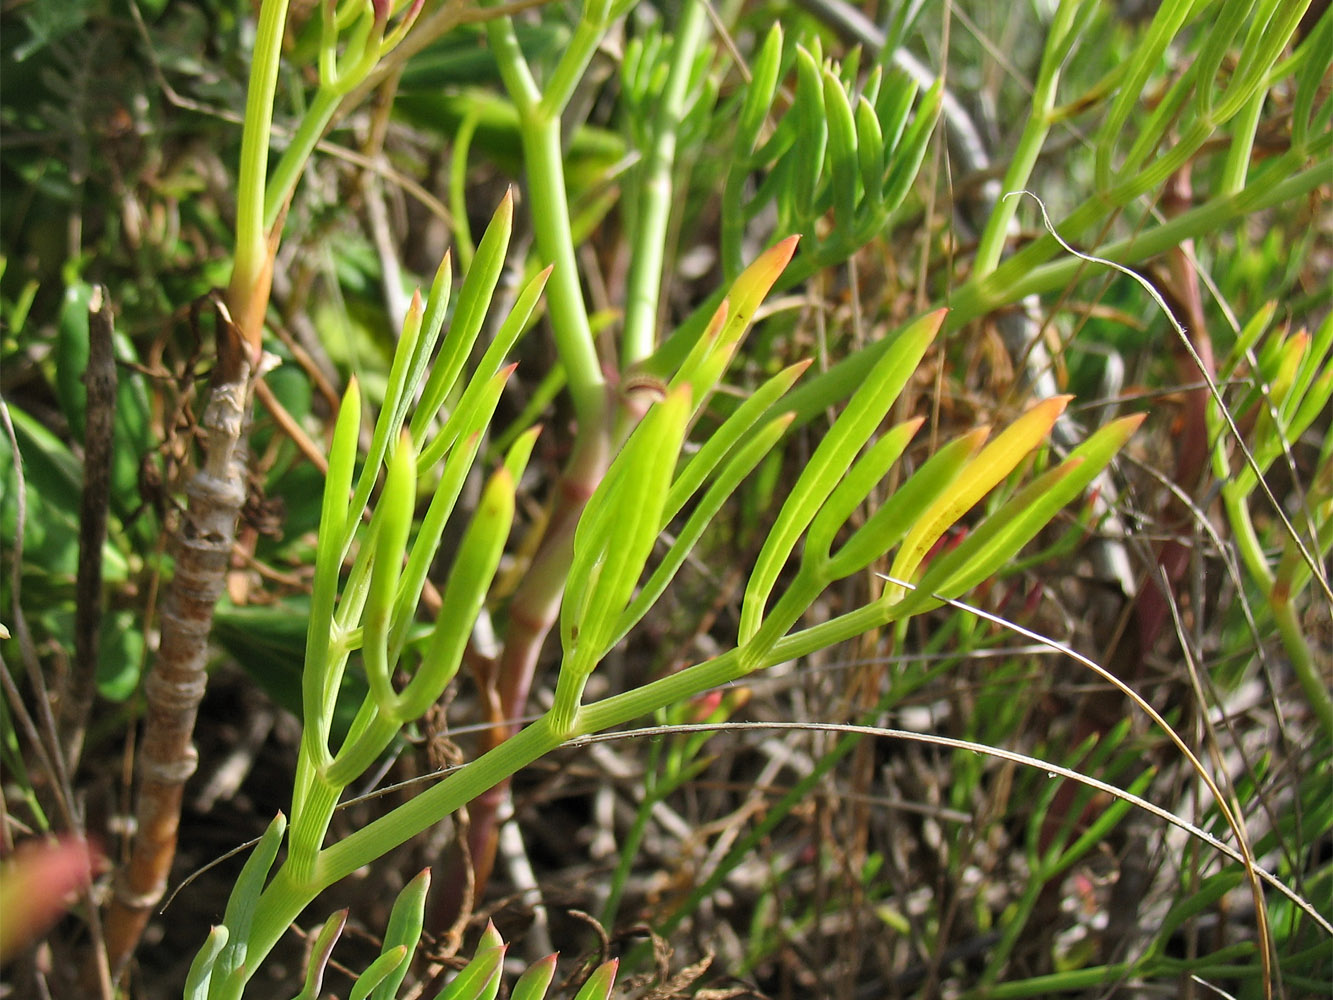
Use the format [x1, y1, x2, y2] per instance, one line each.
[287, 909, 347, 1000]
[666, 360, 810, 523]
[882, 78, 940, 211]
[509, 954, 558, 1000]
[741, 309, 943, 639]
[432, 943, 505, 1000]
[875, 68, 918, 158]
[401, 463, 518, 720]
[349, 946, 408, 1000]
[368, 868, 430, 1000]
[827, 426, 988, 583]
[614, 410, 796, 647]
[571, 960, 619, 1000]
[364, 432, 417, 713]
[735, 24, 782, 158]
[412, 192, 514, 442]
[670, 236, 799, 407]
[884, 396, 1071, 603]
[905, 412, 1144, 613]
[561, 388, 692, 683]
[792, 46, 828, 220]
[216, 813, 287, 984]
[805, 417, 924, 565]
[183, 926, 229, 1000]
[822, 68, 859, 226]
[855, 95, 885, 209]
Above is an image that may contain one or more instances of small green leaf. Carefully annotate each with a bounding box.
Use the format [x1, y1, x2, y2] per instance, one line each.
[561, 388, 691, 681]
[503, 425, 542, 484]
[54, 282, 94, 444]
[792, 46, 828, 220]
[885, 396, 1071, 603]
[741, 309, 943, 639]
[413, 192, 514, 442]
[216, 813, 287, 983]
[183, 926, 229, 1000]
[882, 78, 940, 211]
[736, 24, 783, 158]
[509, 954, 558, 1000]
[874, 68, 918, 158]
[855, 95, 885, 209]
[827, 426, 987, 583]
[471, 264, 551, 386]
[307, 379, 362, 733]
[906, 412, 1145, 612]
[666, 360, 810, 523]
[822, 68, 859, 226]
[671, 236, 799, 407]
[614, 411, 795, 647]
[388, 256, 454, 454]
[288, 909, 348, 1000]
[350, 946, 408, 1000]
[364, 432, 418, 713]
[805, 417, 924, 566]
[397, 366, 514, 656]
[349, 292, 425, 540]
[368, 868, 430, 1000]
[433, 943, 505, 1000]
[571, 960, 619, 1000]
[401, 463, 517, 720]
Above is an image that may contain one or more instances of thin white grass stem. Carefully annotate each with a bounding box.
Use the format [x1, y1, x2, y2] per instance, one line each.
[1006, 190, 1330, 605]
[567, 720, 1330, 938]
[878, 572, 1275, 992]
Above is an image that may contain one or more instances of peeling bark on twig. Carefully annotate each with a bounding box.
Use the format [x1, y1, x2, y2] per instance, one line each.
[99, 301, 254, 982]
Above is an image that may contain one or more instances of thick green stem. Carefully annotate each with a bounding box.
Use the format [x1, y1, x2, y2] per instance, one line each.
[286, 772, 341, 883]
[620, 0, 710, 366]
[227, 0, 291, 352]
[234, 587, 911, 982]
[239, 716, 566, 975]
[1273, 592, 1333, 741]
[486, 14, 604, 426]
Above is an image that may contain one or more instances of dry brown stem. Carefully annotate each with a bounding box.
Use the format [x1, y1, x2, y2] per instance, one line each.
[99, 310, 254, 981]
[62, 286, 116, 772]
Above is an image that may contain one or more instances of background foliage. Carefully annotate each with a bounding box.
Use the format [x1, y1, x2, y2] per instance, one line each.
[1, 0, 1329, 997]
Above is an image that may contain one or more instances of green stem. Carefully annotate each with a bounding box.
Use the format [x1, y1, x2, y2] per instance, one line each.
[487, 15, 604, 426]
[621, 0, 710, 366]
[287, 771, 341, 883]
[263, 87, 343, 230]
[1273, 590, 1333, 741]
[233, 592, 915, 983]
[946, 149, 1331, 330]
[227, 0, 291, 343]
[972, 0, 1090, 277]
[239, 716, 566, 974]
[538, 12, 610, 120]
[1219, 86, 1266, 196]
